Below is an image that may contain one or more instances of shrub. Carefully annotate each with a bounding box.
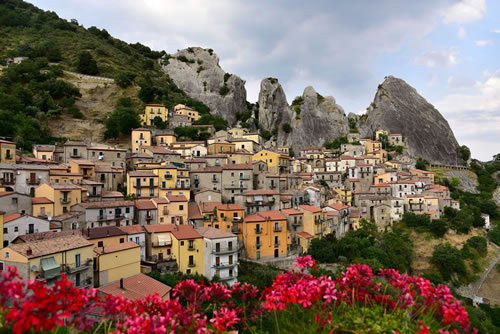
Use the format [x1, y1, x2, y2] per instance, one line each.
[261, 129, 272, 141]
[291, 96, 304, 106]
[219, 84, 230, 96]
[282, 122, 292, 133]
[177, 55, 195, 63]
[488, 225, 500, 246]
[224, 73, 232, 83]
[403, 212, 430, 228]
[460, 145, 471, 162]
[415, 157, 428, 170]
[466, 236, 487, 257]
[115, 71, 136, 88]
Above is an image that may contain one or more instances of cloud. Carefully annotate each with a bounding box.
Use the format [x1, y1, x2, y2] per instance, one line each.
[443, 0, 486, 24]
[447, 75, 476, 89]
[436, 71, 500, 160]
[474, 40, 490, 46]
[457, 26, 466, 38]
[413, 49, 458, 67]
[493, 29, 500, 33]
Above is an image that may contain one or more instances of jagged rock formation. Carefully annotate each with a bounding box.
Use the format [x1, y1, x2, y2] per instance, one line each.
[258, 78, 349, 152]
[162, 47, 246, 125]
[358, 76, 461, 164]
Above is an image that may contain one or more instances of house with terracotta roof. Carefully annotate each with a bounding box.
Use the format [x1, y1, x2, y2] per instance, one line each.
[35, 183, 82, 216]
[94, 241, 141, 287]
[135, 199, 157, 225]
[388, 133, 404, 147]
[131, 128, 152, 153]
[0, 232, 94, 288]
[155, 132, 177, 147]
[32, 196, 54, 218]
[52, 211, 86, 231]
[0, 139, 16, 164]
[193, 188, 221, 206]
[69, 160, 96, 180]
[98, 273, 171, 300]
[95, 164, 124, 192]
[87, 145, 127, 168]
[33, 144, 56, 161]
[299, 205, 326, 238]
[252, 149, 290, 174]
[324, 203, 351, 237]
[235, 189, 280, 215]
[72, 200, 135, 228]
[296, 231, 314, 253]
[190, 166, 222, 194]
[221, 163, 254, 204]
[2, 214, 50, 247]
[63, 141, 87, 163]
[143, 224, 177, 269]
[281, 208, 304, 247]
[241, 210, 287, 260]
[196, 227, 238, 285]
[170, 225, 204, 275]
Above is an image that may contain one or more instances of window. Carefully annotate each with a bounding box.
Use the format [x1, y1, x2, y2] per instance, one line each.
[120, 238, 124, 243]
[75, 254, 81, 267]
[188, 240, 194, 249]
[12, 198, 17, 204]
[75, 273, 80, 287]
[0, 262, 3, 271]
[98, 241, 103, 247]
[256, 236, 260, 247]
[229, 255, 233, 264]
[188, 255, 194, 266]
[149, 188, 154, 197]
[14, 226, 18, 232]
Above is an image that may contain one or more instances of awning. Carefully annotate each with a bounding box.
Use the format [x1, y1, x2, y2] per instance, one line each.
[40, 257, 60, 279]
[157, 234, 172, 246]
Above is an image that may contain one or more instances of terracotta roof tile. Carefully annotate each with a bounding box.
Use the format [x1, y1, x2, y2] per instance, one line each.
[188, 203, 203, 220]
[82, 226, 126, 239]
[245, 210, 286, 222]
[98, 273, 171, 301]
[32, 197, 54, 204]
[297, 231, 314, 239]
[281, 208, 303, 215]
[299, 205, 322, 213]
[9, 234, 92, 259]
[171, 225, 202, 240]
[241, 190, 278, 196]
[77, 200, 134, 209]
[135, 200, 156, 210]
[196, 226, 236, 239]
[4, 213, 23, 223]
[143, 224, 178, 233]
[119, 225, 145, 235]
[329, 203, 349, 211]
[166, 195, 187, 202]
[94, 241, 139, 255]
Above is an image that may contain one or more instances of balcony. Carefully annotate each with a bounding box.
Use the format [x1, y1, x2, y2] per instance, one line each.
[212, 177, 218, 182]
[97, 215, 111, 221]
[70, 153, 80, 158]
[269, 184, 277, 189]
[212, 247, 236, 255]
[135, 183, 156, 188]
[145, 255, 176, 263]
[188, 261, 196, 267]
[213, 262, 237, 269]
[176, 184, 189, 189]
[218, 275, 235, 281]
[26, 178, 40, 185]
[164, 174, 173, 179]
[25, 228, 39, 234]
[152, 241, 172, 247]
[315, 229, 324, 235]
[65, 259, 92, 274]
[274, 242, 280, 248]
[231, 227, 241, 234]
[114, 214, 124, 219]
[60, 197, 70, 204]
[224, 184, 247, 190]
[255, 228, 262, 234]
[239, 175, 250, 180]
[0, 178, 15, 185]
[273, 226, 282, 232]
[246, 200, 275, 207]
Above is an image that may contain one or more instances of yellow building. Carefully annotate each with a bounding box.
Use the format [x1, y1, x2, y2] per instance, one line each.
[33, 145, 55, 161]
[171, 225, 204, 275]
[94, 242, 141, 287]
[174, 104, 199, 122]
[32, 197, 55, 218]
[82, 226, 128, 248]
[296, 231, 314, 253]
[0, 234, 94, 283]
[226, 150, 253, 165]
[141, 104, 168, 127]
[252, 149, 289, 173]
[0, 139, 16, 164]
[127, 170, 159, 199]
[241, 133, 261, 145]
[207, 142, 236, 155]
[49, 172, 83, 185]
[35, 183, 82, 216]
[156, 133, 177, 146]
[131, 128, 152, 153]
[299, 205, 326, 237]
[204, 203, 245, 232]
[241, 210, 287, 260]
[333, 188, 352, 206]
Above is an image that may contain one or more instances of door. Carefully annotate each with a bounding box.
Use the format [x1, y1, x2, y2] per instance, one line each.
[28, 224, 34, 234]
[274, 249, 279, 258]
[216, 257, 220, 266]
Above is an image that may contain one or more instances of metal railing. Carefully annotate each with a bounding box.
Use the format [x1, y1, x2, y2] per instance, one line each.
[152, 241, 172, 247]
[25, 229, 39, 234]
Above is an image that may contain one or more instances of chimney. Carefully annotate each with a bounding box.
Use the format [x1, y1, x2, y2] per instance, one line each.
[26, 248, 32, 256]
[120, 278, 124, 289]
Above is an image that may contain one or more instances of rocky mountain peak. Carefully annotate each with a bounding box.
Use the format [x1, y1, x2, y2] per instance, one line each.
[162, 47, 246, 125]
[358, 76, 462, 164]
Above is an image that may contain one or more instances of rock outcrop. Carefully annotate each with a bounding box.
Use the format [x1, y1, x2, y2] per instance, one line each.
[358, 76, 461, 164]
[162, 47, 246, 125]
[258, 79, 349, 152]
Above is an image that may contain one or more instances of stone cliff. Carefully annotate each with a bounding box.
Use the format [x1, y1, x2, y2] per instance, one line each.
[258, 78, 349, 152]
[162, 47, 246, 125]
[359, 76, 462, 164]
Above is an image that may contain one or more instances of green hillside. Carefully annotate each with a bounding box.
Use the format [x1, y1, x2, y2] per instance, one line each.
[0, 0, 213, 150]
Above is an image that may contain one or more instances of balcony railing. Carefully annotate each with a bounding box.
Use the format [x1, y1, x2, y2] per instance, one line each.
[246, 200, 275, 207]
[70, 153, 80, 158]
[60, 197, 70, 204]
[274, 242, 280, 248]
[255, 228, 262, 234]
[231, 228, 241, 234]
[273, 226, 282, 232]
[239, 175, 250, 180]
[135, 183, 156, 188]
[224, 184, 247, 190]
[26, 178, 40, 185]
[145, 255, 176, 263]
[188, 245, 195, 251]
[212, 247, 236, 255]
[65, 260, 92, 274]
[25, 229, 39, 234]
[0, 178, 15, 185]
[218, 275, 235, 281]
[164, 174, 173, 179]
[188, 262, 196, 267]
[213, 262, 237, 269]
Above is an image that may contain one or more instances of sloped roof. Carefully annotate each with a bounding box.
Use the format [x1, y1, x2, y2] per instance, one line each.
[98, 273, 171, 301]
[196, 226, 236, 239]
[299, 205, 322, 213]
[9, 234, 92, 259]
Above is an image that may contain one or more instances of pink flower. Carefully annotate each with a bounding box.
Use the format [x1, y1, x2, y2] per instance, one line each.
[295, 255, 316, 270]
[210, 307, 240, 333]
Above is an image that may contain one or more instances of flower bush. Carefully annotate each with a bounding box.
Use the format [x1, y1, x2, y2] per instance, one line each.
[0, 257, 476, 333]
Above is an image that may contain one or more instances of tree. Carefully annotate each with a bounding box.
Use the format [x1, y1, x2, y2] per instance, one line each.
[466, 236, 487, 257]
[115, 71, 136, 88]
[104, 98, 140, 139]
[76, 51, 98, 75]
[488, 226, 500, 246]
[153, 116, 167, 129]
[432, 243, 466, 281]
[460, 145, 471, 162]
[429, 219, 448, 237]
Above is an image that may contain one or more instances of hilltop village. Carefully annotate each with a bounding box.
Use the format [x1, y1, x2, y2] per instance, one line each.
[0, 102, 470, 296]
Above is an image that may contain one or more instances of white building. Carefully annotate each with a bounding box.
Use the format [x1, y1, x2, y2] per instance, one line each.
[481, 213, 491, 230]
[190, 144, 207, 158]
[196, 227, 238, 285]
[119, 225, 146, 260]
[389, 180, 416, 198]
[2, 214, 51, 247]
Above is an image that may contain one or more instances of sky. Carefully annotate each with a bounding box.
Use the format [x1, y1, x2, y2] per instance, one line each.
[29, 0, 499, 161]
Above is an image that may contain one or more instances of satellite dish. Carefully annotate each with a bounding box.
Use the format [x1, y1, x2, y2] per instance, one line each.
[48, 216, 52, 221]
[31, 265, 38, 272]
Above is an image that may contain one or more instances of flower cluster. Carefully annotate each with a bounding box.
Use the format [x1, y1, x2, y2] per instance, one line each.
[0, 258, 476, 333]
